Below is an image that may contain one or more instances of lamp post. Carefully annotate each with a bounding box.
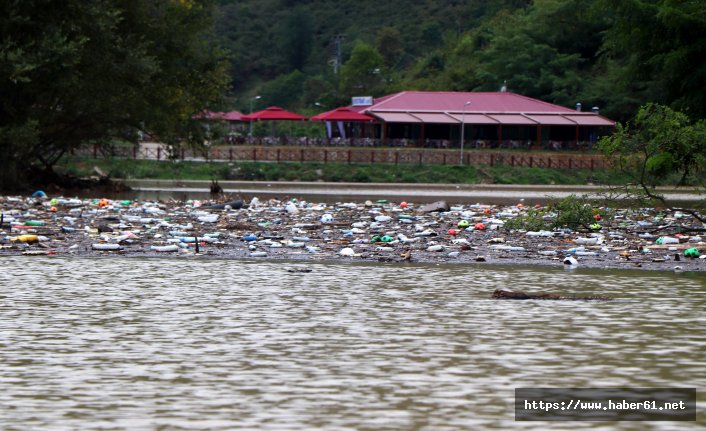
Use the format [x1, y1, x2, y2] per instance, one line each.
[249, 95, 261, 137]
[460, 100, 471, 165]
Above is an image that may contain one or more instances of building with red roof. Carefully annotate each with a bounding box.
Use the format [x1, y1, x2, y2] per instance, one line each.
[346, 91, 614, 150]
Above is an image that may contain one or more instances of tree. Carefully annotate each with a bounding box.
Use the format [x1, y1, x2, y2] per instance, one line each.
[598, 103, 706, 222]
[278, 7, 314, 72]
[339, 42, 385, 97]
[598, 0, 706, 120]
[376, 27, 403, 69]
[0, 0, 229, 189]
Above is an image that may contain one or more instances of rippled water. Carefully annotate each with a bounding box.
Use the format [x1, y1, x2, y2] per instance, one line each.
[1, 256, 704, 430]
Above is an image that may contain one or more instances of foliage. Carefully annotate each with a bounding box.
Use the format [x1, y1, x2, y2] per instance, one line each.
[0, 0, 229, 189]
[598, 0, 706, 119]
[59, 156, 636, 186]
[599, 103, 706, 187]
[598, 103, 706, 220]
[339, 42, 385, 97]
[213, 0, 705, 126]
[505, 194, 607, 231]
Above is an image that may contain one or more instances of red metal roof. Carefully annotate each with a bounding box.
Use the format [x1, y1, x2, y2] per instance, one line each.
[241, 106, 306, 121]
[355, 91, 615, 127]
[369, 91, 576, 113]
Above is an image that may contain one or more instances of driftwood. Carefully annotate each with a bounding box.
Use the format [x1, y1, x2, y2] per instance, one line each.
[492, 289, 611, 301]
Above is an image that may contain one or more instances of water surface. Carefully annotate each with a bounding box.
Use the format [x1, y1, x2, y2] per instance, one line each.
[1, 257, 704, 430]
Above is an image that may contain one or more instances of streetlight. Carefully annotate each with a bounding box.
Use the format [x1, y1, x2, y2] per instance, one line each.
[249, 95, 261, 137]
[460, 100, 471, 165]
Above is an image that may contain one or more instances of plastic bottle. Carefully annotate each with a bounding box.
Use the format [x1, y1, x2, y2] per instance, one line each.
[684, 248, 701, 258]
[150, 245, 179, 252]
[92, 243, 121, 250]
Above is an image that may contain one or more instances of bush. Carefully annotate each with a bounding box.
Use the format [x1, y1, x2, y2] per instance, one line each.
[505, 194, 608, 231]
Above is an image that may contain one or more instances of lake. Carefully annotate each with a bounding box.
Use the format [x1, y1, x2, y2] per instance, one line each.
[1, 256, 703, 430]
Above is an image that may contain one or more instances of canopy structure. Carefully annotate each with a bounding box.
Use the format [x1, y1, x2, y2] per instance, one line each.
[362, 92, 615, 127]
[350, 91, 615, 149]
[242, 106, 306, 121]
[310, 107, 375, 122]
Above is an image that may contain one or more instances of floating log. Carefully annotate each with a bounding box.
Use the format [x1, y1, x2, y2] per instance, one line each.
[492, 289, 611, 301]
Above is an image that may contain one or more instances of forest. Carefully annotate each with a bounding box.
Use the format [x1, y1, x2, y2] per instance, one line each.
[215, 0, 706, 123]
[1, 0, 705, 189]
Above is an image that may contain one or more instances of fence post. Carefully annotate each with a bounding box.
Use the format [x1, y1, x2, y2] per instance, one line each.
[300, 148, 304, 162]
[548, 157, 552, 168]
[253, 148, 257, 162]
[371, 150, 375, 163]
[395, 151, 399, 165]
[490, 154, 495, 167]
[348, 150, 351, 164]
[93, 144, 98, 158]
[133, 146, 137, 159]
[181, 148, 185, 160]
[157, 147, 161, 160]
[277, 149, 281, 162]
[569, 158, 573, 169]
[530, 157, 534, 167]
[229, 148, 233, 161]
[419, 152, 423, 165]
[324, 149, 328, 163]
[590, 158, 595, 171]
[511, 155, 515, 167]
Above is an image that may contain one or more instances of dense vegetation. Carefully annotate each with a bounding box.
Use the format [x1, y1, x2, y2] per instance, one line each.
[216, 0, 706, 123]
[0, 0, 230, 189]
[2, 0, 705, 191]
[59, 156, 634, 186]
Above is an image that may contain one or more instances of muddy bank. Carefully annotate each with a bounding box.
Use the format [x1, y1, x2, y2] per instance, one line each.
[1, 194, 704, 272]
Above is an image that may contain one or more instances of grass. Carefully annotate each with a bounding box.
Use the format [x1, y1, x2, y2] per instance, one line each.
[57, 156, 637, 185]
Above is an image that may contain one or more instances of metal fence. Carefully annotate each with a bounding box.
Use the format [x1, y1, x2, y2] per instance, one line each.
[74, 143, 607, 170]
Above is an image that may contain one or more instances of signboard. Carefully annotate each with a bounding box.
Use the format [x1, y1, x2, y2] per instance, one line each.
[351, 96, 373, 106]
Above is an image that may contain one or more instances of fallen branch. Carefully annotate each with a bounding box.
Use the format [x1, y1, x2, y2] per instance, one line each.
[492, 289, 611, 301]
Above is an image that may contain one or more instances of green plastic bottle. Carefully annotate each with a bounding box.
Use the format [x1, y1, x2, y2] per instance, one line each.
[684, 247, 700, 258]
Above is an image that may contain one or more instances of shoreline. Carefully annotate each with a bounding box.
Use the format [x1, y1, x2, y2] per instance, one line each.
[1, 194, 704, 273]
[121, 179, 706, 205]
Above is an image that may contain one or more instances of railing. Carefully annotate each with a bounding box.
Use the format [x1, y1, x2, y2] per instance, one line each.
[74, 143, 607, 170]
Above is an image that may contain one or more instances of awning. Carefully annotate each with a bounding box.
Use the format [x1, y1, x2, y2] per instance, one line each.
[372, 112, 421, 123]
[409, 112, 459, 124]
[563, 115, 615, 126]
[447, 113, 498, 124]
[310, 107, 375, 122]
[524, 114, 576, 126]
[241, 106, 307, 121]
[486, 114, 538, 125]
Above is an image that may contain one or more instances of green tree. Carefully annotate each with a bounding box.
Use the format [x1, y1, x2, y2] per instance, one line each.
[462, 0, 604, 106]
[0, 0, 229, 189]
[339, 41, 385, 97]
[376, 27, 403, 69]
[278, 7, 314, 72]
[598, 0, 706, 120]
[598, 103, 706, 219]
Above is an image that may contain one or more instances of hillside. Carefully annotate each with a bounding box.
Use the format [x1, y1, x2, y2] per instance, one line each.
[214, 0, 706, 123]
